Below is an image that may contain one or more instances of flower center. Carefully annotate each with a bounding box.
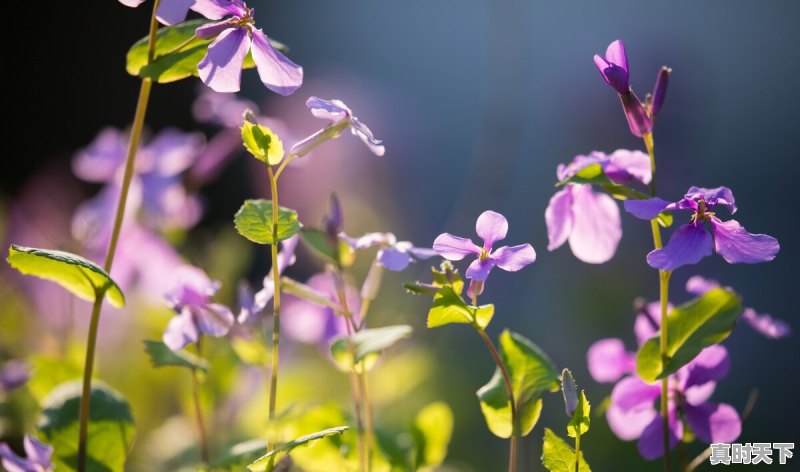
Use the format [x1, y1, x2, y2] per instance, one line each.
[692, 199, 714, 223]
[479, 247, 490, 262]
[235, 8, 256, 30]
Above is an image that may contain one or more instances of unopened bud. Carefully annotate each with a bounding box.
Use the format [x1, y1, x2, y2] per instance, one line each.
[325, 194, 343, 239]
[650, 66, 671, 117]
[561, 368, 578, 417]
[619, 91, 653, 138]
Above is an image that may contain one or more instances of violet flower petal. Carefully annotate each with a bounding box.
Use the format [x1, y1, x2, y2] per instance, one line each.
[606, 403, 657, 441]
[407, 246, 437, 260]
[545, 186, 574, 252]
[0, 443, 31, 472]
[685, 186, 737, 214]
[619, 91, 653, 138]
[638, 408, 683, 460]
[432, 233, 481, 261]
[191, 0, 245, 19]
[492, 244, 536, 272]
[156, 0, 194, 25]
[475, 210, 508, 249]
[250, 29, 303, 96]
[684, 402, 742, 445]
[72, 127, 128, 183]
[646, 223, 713, 271]
[23, 436, 52, 469]
[568, 185, 621, 264]
[466, 258, 496, 282]
[593, 40, 629, 94]
[197, 28, 250, 93]
[377, 246, 412, 271]
[611, 376, 660, 412]
[196, 19, 235, 39]
[605, 149, 652, 185]
[195, 303, 234, 337]
[306, 97, 351, 121]
[742, 308, 791, 339]
[685, 275, 720, 296]
[350, 118, 385, 156]
[587, 338, 635, 383]
[710, 217, 780, 264]
[163, 308, 200, 351]
[682, 345, 730, 391]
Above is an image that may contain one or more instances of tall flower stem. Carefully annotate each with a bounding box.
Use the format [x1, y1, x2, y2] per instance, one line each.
[191, 367, 210, 463]
[574, 428, 581, 472]
[77, 2, 160, 470]
[266, 165, 282, 422]
[643, 132, 672, 472]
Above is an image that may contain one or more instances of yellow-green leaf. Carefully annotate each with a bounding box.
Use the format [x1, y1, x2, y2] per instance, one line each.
[234, 200, 302, 245]
[241, 121, 285, 165]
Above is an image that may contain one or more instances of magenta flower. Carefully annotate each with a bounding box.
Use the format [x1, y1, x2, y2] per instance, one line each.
[546, 150, 651, 263]
[0, 435, 53, 472]
[237, 235, 299, 324]
[433, 211, 536, 282]
[281, 273, 359, 346]
[163, 265, 234, 351]
[342, 232, 436, 271]
[624, 186, 780, 271]
[195, 0, 302, 94]
[117, 0, 235, 26]
[291, 97, 385, 157]
[685, 275, 790, 339]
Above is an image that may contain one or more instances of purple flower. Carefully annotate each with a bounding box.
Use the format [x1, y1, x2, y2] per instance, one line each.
[291, 97, 385, 157]
[433, 211, 536, 282]
[117, 0, 239, 26]
[281, 273, 359, 346]
[195, 0, 302, 94]
[237, 235, 299, 324]
[0, 435, 53, 472]
[342, 232, 436, 271]
[624, 186, 780, 271]
[546, 150, 651, 263]
[163, 265, 234, 351]
[0, 360, 30, 392]
[685, 275, 790, 339]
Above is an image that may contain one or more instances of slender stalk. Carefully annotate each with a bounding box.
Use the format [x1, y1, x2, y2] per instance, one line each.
[191, 367, 210, 464]
[574, 429, 581, 472]
[266, 165, 281, 421]
[77, 3, 160, 470]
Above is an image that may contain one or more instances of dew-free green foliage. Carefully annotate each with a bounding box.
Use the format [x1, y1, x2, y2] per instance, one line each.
[299, 228, 355, 268]
[637, 287, 742, 382]
[213, 439, 269, 470]
[126, 20, 288, 83]
[411, 402, 454, 469]
[411, 264, 495, 329]
[542, 428, 592, 472]
[330, 325, 413, 369]
[248, 426, 350, 471]
[37, 381, 135, 472]
[6, 245, 125, 308]
[242, 121, 285, 165]
[567, 391, 590, 438]
[27, 352, 83, 403]
[234, 200, 302, 245]
[143, 340, 209, 372]
[477, 331, 560, 438]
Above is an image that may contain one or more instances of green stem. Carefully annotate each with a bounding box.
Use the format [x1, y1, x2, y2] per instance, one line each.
[574, 429, 581, 472]
[76, 2, 160, 470]
[191, 366, 210, 464]
[267, 165, 281, 421]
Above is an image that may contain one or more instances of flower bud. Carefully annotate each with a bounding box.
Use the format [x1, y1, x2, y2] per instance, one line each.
[561, 368, 578, 417]
[650, 66, 671, 117]
[619, 91, 653, 138]
[325, 194, 343, 239]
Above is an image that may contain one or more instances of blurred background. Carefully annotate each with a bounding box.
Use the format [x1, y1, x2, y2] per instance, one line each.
[2, 0, 798, 470]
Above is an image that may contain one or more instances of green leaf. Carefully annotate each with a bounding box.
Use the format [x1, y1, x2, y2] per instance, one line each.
[299, 228, 354, 268]
[567, 391, 590, 438]
[657, 211, 673, 228]
[37, 381, 135, 472]
[248, 426, 350, 471]
[330, 325, 413, 365]
[7, 245, 124, 308]
[126, 20, 289, 83]
[427, 287, 494, 329]
[234, 200, 302, 245]
[412, 402, 454, 468]
[242, 121, 285, 165]
[542, 428, 591, 472]
[143, 340, 209, 372]
[213, 439, 268, 469]
[477, 331, 560, 438]
[636, 288, 742, 382]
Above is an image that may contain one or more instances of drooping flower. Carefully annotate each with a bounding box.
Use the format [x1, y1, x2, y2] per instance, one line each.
[624, 186, 780, 271]
[433, 211, 536, 282]
[342, 232, 436, 271]
[290, 97, 385, 157]
[546, 150, 651, 263]
[685, 275, 790, 339]
[237, 235, 299, 324]
[594, 40, 670, 137]
[281, 273, 359, 346]
[195, 0, 302, 94]
[163, 265, 234, 351]
[117, 0, 236, 26]
[0, 435, 54, 472]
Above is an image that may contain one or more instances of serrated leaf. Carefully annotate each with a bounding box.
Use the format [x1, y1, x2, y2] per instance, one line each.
[7, 245, 125, 308]
[143, 340, 209, 372]
[567, 391, 590, 438]
[636, 288, 742, 382]
[213, 439, 268, 469]
[126, 20, 287, 83]
[477, 330, 560, 438]
[242, 121, 284, 165]
[37, 381, 135, 472]
[542, 428, 591, 472]
[234, 200, 302, 245]
[427, 287, 493, 329]
[248, 426, 349, 471]
[412, 402, 454, 468]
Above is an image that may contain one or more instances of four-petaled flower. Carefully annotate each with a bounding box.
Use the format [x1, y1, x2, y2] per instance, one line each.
[196, 0, 303, 94]
[0, 435, 53, 472]
[291, 97, 385, 157]
[342, 232, 436, 271]
[625, 186, 780, 271]
[546, 149, 651, 263]
[433, 211, 536, 282]
[163, 265, 234, 351]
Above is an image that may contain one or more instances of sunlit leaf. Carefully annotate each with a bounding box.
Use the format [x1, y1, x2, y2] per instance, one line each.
[242, 121, 284, 165]
[234, 200, 302, 245]
[330, 325, 413, 368]
[143, 340, 209, 372]
[427, 287, 493, 329]
[299, 228, 354, 268]
[213, 439, 268, 469]
[248, 426, 349, 471]
[541, 428, 591, 472]
[412, 402, 453, 468]
[567, 391, 590, 438]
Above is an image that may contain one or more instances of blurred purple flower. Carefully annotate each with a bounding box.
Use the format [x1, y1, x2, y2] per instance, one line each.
[433, 210, 536, 282]
[117, 0, 234, 25]
[0, 360, 30, 392]
[0, 435, 53, 472]
[625, 186, 780, 271]
[163, 265, 234, 351]
[291, 97, 385, 157]
[193, 87, 258, 128]
[546, 150, 651, 264]
[196, 0, 303, 94]
[342, 232, 436, 271]
[685, 275, 790, 339]
[281, 273, 359, 346]
[237, 235, 299, 324]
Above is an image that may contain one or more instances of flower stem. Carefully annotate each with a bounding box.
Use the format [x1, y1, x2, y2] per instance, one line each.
[574, 429, 581, 472]
[191, 366, 210, 464]
[76, 2, 160, 470]
[266, 165, 281, 422]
